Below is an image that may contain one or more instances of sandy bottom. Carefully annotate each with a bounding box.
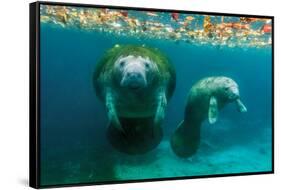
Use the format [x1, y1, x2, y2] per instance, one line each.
[113, 139, 271, 180]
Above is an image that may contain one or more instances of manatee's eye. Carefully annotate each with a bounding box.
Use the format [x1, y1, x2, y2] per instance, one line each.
[144, 62, 150, 69]
[120, 61, 125, 67]
[223, 87, 229, 91]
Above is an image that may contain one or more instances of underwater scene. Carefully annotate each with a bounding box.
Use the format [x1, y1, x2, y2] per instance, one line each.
[39, 4, 273, 186]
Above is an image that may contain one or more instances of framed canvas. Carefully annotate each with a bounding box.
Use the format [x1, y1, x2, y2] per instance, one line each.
[30, 1, 274, 188]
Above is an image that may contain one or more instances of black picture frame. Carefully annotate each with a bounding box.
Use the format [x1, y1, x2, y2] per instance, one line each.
[30, 1, 274, 188]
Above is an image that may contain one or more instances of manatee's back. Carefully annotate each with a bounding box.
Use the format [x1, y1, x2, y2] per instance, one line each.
[93, 45, 137, 101]
[185, 78, 214, 122]
[149, 47, 176, 100]
[170, 78, 214, 158]
[93, 46, 118, 102]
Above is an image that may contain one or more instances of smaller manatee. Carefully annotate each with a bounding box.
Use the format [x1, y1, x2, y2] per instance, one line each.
[170, 76, 247, 158]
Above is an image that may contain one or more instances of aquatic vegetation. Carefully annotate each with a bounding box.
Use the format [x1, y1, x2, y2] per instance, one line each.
[40, 5, 272, 48]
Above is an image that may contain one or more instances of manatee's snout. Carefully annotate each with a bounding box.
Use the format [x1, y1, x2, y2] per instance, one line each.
[121, 64, 147, 90]
[228, 86, 247, 113]
[225, 83, 247, 113]
[122, 71, 146, 89]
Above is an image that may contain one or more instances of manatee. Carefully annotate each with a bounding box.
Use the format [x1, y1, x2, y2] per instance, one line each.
[170, 76, 247, 158]
[93, 44, 176, 154]
[106, 116, 163, 154]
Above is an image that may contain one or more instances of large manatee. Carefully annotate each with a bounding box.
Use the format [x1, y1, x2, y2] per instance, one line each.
[170, 76, 247, 158]
[93, 44, 176, 154]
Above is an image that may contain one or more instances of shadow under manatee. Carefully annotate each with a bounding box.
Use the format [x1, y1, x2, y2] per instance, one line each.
[107, 116, 163, 155]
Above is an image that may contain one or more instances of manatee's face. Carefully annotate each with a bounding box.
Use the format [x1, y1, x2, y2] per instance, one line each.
[215, 77, 247, 113]
[114, 55, 158, 90]
[217, 77, 240, 100]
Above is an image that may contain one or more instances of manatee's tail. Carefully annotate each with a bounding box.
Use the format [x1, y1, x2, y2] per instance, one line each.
[107, 117, 163, 155]
[170, 119, 201, 158]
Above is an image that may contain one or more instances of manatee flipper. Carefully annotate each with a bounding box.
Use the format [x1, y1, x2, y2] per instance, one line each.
[154, 89, 167, 126]
[170, 119, 201, 158]
[208, 96, 218, 124]
[236, 99, 247, 113]
[105, 90, 124, 133]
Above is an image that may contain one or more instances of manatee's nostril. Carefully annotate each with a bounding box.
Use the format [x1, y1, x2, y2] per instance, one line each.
[128, 72, 141, 79]
[122, 71, 146, 90]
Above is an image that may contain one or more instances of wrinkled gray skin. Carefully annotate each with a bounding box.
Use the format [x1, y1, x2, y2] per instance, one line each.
[170, 76, 247, 158]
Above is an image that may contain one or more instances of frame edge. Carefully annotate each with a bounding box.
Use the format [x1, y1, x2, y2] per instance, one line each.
[30, 1, 275, 188]
[29, 1, 40, 189]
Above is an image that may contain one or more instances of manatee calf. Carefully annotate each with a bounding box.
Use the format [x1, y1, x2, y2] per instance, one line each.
[93, 44, 176, 154]
[170, 76, 247, 158]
